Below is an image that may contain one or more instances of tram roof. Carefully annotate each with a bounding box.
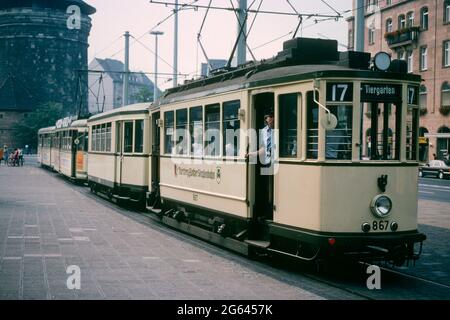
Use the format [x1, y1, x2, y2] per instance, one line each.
[157, 63, 421, 107]
[38, 126, 55, 134]
[88, 103, 151, 122]
[70, 119, 88, 128]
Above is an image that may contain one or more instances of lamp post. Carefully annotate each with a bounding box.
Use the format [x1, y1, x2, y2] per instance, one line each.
[150, 31, 164, 102]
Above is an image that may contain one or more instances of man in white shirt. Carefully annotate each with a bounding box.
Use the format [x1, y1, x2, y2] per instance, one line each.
[246, 112, 274, 166]
[246, 111, 275, 220]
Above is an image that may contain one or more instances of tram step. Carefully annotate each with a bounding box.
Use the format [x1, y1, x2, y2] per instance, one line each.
[244, 240, 270, 249]
[112, 194, 130, 200]
[147, 206, 162, 214]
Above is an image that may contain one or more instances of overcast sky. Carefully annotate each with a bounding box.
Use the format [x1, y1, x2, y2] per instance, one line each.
[86, 0, 353, 90]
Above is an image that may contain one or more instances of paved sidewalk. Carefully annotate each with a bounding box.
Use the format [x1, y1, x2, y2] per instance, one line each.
[0, 162, 336, 300]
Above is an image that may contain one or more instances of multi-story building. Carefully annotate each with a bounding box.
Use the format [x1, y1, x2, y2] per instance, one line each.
[88, 58, 160, 115]
[348, 0, 450, 161]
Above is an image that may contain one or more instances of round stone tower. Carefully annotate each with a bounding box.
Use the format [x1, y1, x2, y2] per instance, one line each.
[0, 0, 95, 116]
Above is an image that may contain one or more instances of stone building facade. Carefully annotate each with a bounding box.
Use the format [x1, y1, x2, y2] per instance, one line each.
[348, 0, 450, 161]
[0, 0, 95, 149]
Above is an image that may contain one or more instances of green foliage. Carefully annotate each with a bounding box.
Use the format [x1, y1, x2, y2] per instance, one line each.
[132, 86, 154, 103]
[13, 102, 64, 149]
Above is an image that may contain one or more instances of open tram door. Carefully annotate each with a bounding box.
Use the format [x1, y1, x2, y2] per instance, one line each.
[147, 111, 162, 212]
[249, 92, 275, 238]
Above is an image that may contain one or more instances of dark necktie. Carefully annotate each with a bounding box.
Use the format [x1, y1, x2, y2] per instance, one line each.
[267, 128, 272, 158]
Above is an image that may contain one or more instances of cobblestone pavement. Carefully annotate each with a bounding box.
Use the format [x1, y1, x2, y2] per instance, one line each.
[0, 161, 362, 300]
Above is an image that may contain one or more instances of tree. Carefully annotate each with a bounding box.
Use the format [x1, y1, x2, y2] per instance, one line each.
[14, 102, 64, 151]
[132, 86, 154, 103]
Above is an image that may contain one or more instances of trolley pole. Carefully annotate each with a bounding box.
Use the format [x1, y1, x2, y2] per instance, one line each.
[355, 0, 365, 52]
[122, 31, 130, 106]
[236, 0, 247, 66]
[150, 31, 164, 102]
[173, 0, 178, 88]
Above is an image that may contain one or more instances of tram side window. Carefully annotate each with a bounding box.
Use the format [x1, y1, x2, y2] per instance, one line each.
[61, 132, 66, 150]
[223, 100, 240, 157]
[96, 126, 101, 152]
[91, 127, 96, 151]
[124, 121, 133, 153]
[106, 123, 111, 152]
[134, 120, 144, 153]
[361, 103, 401, 160]
[164, 111, 174, 154]
[279, 93, 298, 158]
[77, 133, 84, 152]
[406, 107, 419, 161]
[190, 106, 203, 156]
[306, 91, 319, 159]
[176, 109, 188, 155]
[325, 105, 353, 160]
[205, 104, 220, 157]
[100, 124, 106, 152]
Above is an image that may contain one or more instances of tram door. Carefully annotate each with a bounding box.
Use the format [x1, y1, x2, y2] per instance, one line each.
[252, 92, 275, 222]
[116, 121, 123, 186]
[71, 130, 77, 178]
[151, 112, 161, 190]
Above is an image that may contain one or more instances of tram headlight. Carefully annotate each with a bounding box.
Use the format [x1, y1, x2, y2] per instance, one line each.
[370, 195, 392, 218]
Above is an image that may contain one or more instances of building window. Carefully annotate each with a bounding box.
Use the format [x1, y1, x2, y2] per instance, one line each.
[386, 0, 392, 6]
[398, 14, 406, 29]
[386, 18, 393, 32]
[444, 41, 450, 67]
[407, 11, 414, 27]
[445, 1, 450, 23]
[0, 114, 3, 119]
[419, 85, 427, 113]
[421, 7, 429, 30]
[420, 46, 428, 70]
[398, 50, 405, 60]
[442, 82, 450, 108]
[407, 51, 413, 73]
[368, 27, 375, 45]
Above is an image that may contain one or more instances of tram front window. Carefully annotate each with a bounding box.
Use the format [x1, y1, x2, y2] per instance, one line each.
[325, 105, 352, 160]
[361, 102, 401, 160]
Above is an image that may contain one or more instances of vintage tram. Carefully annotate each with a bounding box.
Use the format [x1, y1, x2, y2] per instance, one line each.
[37, 119, 89, 182]
[145, 38, 426, 265]
[86, 103, 151, 203]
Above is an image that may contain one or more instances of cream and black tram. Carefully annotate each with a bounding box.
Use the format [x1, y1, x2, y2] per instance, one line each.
[145, 38, 426, 265]
[87, 103, 151, 204]
[38, 126, 55, 168]
[38, 120, 89, 181]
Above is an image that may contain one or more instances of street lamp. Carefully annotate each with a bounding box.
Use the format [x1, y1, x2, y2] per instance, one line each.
[150, 31, 164, 102]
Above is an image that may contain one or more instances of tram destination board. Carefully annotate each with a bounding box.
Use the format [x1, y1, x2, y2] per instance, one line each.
[360, 83, 402, 102]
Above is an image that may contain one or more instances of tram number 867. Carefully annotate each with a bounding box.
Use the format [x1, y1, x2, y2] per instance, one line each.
[372, 220, 389, 231]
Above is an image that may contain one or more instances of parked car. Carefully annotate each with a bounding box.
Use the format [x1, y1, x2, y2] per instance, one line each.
[419, 160, 450, 179]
